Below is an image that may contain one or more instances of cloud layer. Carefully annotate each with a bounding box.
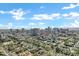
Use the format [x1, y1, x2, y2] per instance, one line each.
[0, 8, 29, 20]
[31, 13, 60, 20]
[62, 3, 79, 10]
[0, 23, 12, 29]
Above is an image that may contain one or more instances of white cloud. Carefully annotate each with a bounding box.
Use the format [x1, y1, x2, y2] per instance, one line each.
[32, 14, 52, 20]
[70, 20, 79, 27]
[63, 12, 79, 17]
[28, 23, 36, 26]
[31, 12, 79, 21]
[60, 12, 79, 28]
[15, 26, 29, 29]
[32, 12, 79, 21]
[31, 13, 60, 20]
[51, 13, 60, 19]
[62, 12, 79, 20]
[62, 14, 69, 17]
[40, 6, 44, 9]
[28, 22, 45, 26]
[7, 23, 13, 29]
[0, 8, 30, 20]
[38, 22, 45, 25]
[59, 25, 70, 28]
[28, 22, 45, 28]
[62, 3, 79, 10]
[69, 12, 79, 17]
[0, 23, 12, 29]
[60, 20, 79, 28]
[0, 11, 7, 14]
[9, 8, 26, 20]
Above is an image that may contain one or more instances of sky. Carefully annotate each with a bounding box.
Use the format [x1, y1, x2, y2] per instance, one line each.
[0, 3, 79, 29]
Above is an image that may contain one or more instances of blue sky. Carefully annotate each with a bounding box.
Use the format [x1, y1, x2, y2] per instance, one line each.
[0, 3, 79, 29]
